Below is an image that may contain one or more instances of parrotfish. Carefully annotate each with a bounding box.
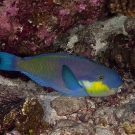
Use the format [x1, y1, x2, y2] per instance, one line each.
[0, 52, 122, 97]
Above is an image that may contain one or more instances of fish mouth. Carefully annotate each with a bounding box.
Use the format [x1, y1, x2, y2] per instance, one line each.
[111, 85, 123, 93]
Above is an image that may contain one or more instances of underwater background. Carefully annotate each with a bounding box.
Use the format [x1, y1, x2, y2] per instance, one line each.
[0, 0, 135, 134]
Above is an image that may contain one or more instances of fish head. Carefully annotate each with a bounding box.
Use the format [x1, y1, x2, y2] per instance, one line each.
[98, 66, 123, 93]
[80, 64, 122, 97]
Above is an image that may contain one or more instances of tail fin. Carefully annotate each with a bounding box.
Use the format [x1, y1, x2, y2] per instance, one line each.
[0, 52, 17, 71]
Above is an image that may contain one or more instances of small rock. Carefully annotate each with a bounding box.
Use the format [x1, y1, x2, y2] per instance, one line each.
[93, 106, 118, 126]
[95, 125, 113, 135]
[114, 99, 135, 123]
[51, 119, 94, 135]
[51, 96, 86, 116]
[114, 105, 127, 120]
[55, 119, 77, 129]
[78, 114, 91, 123]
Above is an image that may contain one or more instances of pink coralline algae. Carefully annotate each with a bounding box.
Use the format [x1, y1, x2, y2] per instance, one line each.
[0, 0, 20, 36]
[0, 0, 107, 54]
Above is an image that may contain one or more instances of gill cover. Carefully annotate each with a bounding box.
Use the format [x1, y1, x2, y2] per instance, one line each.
[80, 80, 115, 97]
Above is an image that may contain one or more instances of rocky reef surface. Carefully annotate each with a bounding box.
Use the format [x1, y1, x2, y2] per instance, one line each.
[0, 15, 135, 135]
[0, 0, 135, 135]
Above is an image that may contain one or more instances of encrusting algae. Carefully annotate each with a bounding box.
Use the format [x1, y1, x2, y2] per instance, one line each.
[29, 12, 51, 27]
[108, 0, 135, 17]
[3, 98, 52, 135]
[3, 109, 18, 127]
[122, 122, 135, 134]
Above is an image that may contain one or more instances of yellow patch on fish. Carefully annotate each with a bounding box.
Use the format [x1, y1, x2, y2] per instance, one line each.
[82, 80, 114, 97]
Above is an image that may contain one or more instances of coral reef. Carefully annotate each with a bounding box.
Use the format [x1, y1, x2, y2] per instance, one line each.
[0, 1, 135, 134]
[0, 0, 107, 55]
[53, 25, 96, 60]
[108, 0, 135, 17]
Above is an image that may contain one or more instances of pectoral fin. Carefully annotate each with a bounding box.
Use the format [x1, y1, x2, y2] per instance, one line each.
[62, 65, 82, 91]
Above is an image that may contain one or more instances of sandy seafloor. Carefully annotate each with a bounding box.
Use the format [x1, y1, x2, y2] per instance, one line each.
[1, 14, 135, 135]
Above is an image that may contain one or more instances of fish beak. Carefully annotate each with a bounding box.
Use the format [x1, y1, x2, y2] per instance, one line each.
[111, 85, 123, 93]
[117, 85, 123, 93]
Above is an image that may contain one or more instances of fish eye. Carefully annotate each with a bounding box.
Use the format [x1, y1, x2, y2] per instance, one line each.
[99, 76, 104, 80]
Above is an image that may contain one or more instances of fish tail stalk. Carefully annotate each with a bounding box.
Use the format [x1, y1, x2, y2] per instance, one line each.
[0, 52, 18, 71]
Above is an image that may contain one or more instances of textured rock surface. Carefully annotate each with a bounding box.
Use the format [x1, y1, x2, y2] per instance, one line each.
[51, 96, 86, 116]
[95, 126, 113, 135]
[114, 99, 135, 123]
[51, 119, 93, 135]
